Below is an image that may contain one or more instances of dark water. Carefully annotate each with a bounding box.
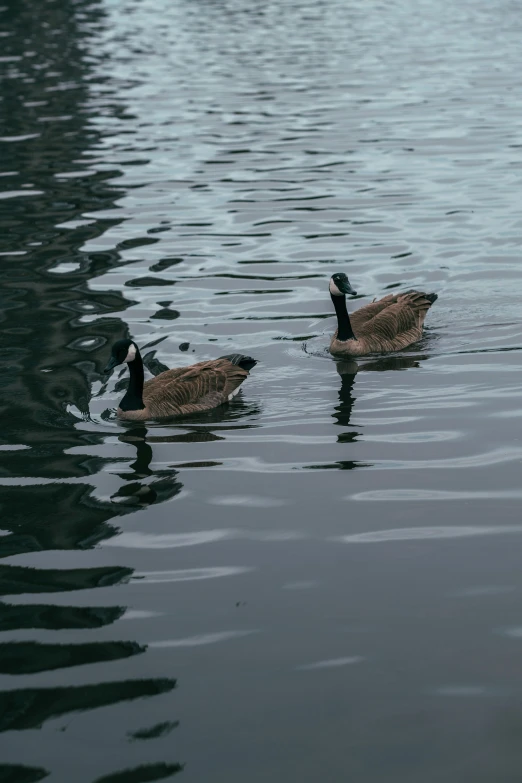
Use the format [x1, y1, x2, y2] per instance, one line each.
[2, 0, 522, 780]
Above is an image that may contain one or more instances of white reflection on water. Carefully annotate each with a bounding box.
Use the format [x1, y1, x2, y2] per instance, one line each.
[336, 525, 522, 543]
[132, 566, 253, 583]
[209, 494, 289, 507]
[297, 656, 364, 670]
[106, 529, 305, 549]
[150, 630, 258, 648]
[350, 489, 522, 501]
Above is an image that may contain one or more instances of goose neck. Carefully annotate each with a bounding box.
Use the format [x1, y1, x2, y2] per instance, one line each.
[331, 293, 356, 341]
[120, 346, 145, 411]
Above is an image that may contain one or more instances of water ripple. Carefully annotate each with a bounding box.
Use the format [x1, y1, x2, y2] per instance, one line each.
[350, 489, 522, 502]
[336, 525, 522, 543]
[297, 656, 364, 671]
[150, 630, 258, 648]
[104, 529, 304, 549]
[132, 567, 253, 584]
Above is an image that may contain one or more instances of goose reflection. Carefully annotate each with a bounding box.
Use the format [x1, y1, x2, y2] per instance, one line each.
[157, 395, 262, 426]
[332, 354, 429, 442]
[111, 427, 183, 507]
[333, 361, 358, 433]
[359, 354, 428, 372]
[110, 413, 263, 506]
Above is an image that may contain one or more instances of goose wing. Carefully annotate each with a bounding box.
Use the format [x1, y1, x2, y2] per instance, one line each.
[350, 294, 397, 331]
[143, 359, 249, 417]
[354, 292, 435, 347]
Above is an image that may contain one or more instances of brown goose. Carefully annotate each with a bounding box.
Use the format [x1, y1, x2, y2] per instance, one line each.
[104, 338, 257, 420]
[328, 273, 437, 357]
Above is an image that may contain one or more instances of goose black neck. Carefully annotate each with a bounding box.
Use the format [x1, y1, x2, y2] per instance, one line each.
[331, 293, 356, 341]
[120, 347, 145, 411]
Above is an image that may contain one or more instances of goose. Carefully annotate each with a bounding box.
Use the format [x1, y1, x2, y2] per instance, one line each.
[104, 338, 257, 420]
[328, 273, 437, 357]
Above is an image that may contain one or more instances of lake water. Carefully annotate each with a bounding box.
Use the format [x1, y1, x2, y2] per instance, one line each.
[2, 0, 522, 780]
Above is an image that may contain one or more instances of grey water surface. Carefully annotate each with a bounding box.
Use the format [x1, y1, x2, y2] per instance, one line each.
[2, 0, 522, 781]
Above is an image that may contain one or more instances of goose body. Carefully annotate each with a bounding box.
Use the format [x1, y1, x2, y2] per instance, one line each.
[328, 273, 437, 357]
[104, 339, 257, 420]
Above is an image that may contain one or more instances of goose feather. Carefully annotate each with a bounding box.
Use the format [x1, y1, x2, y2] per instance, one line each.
[139, 359, 251, 419]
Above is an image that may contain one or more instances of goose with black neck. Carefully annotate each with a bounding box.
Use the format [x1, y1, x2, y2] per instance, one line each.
[104, 338, 257, 420]
[328, 272, 438, 358]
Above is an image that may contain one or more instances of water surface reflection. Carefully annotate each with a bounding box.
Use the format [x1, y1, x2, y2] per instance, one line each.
[3, 0, 522, 780]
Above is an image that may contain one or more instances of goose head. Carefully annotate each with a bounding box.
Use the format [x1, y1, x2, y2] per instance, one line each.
[329, 273, 357, 297]
[104, 338, 138, 373]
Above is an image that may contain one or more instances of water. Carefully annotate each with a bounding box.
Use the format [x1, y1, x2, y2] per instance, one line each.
[2, 0, 522, 780]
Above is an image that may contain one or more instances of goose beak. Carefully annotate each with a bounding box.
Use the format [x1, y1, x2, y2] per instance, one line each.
[339, 281, 357, 296]
[104, 356, 119, 373]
